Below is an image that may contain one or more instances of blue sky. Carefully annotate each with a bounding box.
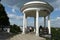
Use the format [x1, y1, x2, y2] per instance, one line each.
[1, 0, 60, 27]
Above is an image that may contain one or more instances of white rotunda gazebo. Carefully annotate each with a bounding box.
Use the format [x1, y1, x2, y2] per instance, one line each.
[21, 1, 54, 36]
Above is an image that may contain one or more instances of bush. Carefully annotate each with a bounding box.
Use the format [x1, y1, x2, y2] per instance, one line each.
[51, 28, 60, 40]
[10, 24, 22, 34]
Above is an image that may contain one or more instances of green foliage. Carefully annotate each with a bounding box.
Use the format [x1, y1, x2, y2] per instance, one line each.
[10, 24, 22, 34]
[0, 3, 10, 26]
[51, 28, 60, 40]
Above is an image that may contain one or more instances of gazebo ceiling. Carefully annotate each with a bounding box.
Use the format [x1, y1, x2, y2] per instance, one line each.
[21, 1, 53, 17]
[25, 10, 50, 17]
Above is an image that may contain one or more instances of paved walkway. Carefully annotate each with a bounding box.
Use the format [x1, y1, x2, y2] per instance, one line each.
[10, 32, 46, 40]
[0, 32, 46, 40]
[0, 32, 11, 40]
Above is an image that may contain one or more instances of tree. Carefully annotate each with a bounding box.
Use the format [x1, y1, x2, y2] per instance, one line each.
[10, 24, 22, 34]
[0, 3, 10, 30]
[51, 28, 60, 40]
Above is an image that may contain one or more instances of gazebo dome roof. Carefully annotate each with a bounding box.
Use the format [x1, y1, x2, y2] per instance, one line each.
[21, 1, 54, 17]
[24, 1, 47, 5]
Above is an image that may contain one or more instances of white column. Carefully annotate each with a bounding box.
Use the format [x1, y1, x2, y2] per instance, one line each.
[36, 10, 39, 36]
[34, 17, 36, 32]
[22, 13, 26, 34]
[48, 15, 51, 34]
[44, 17, 46, 28]
[25, 17, 27, 32]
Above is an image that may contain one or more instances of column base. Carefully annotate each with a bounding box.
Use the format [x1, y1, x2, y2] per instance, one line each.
[36, 33, 39, 36]
[34, 29, 36, 32]
[48, 34, 51, 38]
[41, 34, 51, 38]
[22, 32, 25, 34]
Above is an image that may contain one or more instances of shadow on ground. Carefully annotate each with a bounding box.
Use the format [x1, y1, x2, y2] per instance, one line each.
[0, 32, 21, 40]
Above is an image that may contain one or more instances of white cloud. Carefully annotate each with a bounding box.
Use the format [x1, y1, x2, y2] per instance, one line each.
[7, 13, 23, 20]
[7, 13, 23, 26]
[12, 6, 19, 13]
[8, 14, 15, 17]
[50, 0, 60, 10]
[50, 17, 60, 27]
[1, 0, 60, 10]
[15, 16, 23, 20]
[12, 8, 15, 13]
[56, 17, 60, 20]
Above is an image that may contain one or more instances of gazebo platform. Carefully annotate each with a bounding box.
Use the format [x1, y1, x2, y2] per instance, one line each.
[10, 32, 46, 40]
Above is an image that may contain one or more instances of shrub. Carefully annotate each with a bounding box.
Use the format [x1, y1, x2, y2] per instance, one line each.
[51, 28, 60, 40]
[10, 24, 22, 34]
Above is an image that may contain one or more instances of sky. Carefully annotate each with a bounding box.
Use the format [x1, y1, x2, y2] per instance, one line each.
[1, 0, 60, 27]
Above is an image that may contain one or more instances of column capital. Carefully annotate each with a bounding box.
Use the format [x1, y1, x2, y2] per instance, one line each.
[48, 15, 50, 19]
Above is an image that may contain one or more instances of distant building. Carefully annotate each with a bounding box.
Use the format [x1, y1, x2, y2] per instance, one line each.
[0, 26, 10, 33]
